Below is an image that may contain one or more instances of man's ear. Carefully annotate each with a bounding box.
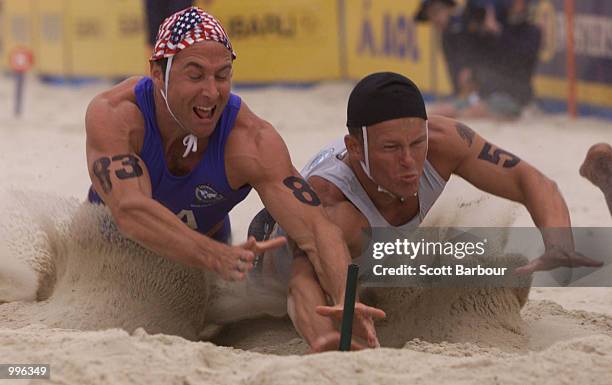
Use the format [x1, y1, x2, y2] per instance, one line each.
[345, 134, 364, 161]
[150, 61, 163, 85]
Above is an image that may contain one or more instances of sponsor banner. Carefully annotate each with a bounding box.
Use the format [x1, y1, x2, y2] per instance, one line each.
[2, 0, 147, 77]
[34, 0, 67, 76]
[65, 1, 110, 76]
[68, 0, 146, 77]
[533, 75, 612, 109]
[0, 1, 4, 71]
[196, 0, 342, 82]
[535, 0, 612, 83]
[108, 0, 147, 77]
[534, 0, 612, 107]
[344, 0, 452, 95]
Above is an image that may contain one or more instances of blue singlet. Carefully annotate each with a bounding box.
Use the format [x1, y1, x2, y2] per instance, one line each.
[88, 77, 252, 243]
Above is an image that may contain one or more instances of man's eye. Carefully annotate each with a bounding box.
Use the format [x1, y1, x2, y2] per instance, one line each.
[188, 73, 202, 80]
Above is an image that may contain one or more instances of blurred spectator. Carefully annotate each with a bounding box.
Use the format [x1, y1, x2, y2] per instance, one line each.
[145, 0, 194, 48]
[415, 0, 478, 98]
[416, 0, 542, 119]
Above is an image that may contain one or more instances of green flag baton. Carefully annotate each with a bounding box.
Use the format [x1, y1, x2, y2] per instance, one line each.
[339, 263, 359, 351]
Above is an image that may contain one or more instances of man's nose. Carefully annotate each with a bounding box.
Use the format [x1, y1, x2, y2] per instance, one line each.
[201, 76, 219, 100]
[399, 148, 416, 167]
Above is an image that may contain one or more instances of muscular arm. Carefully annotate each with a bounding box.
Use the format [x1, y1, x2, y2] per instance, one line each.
[431, 116, 590, 264]
[434, 116, 603, 272]
[432, 116, 571, 230]
[287, 252, 335, 349]
[286, 200, 370, 350]
[85, 91, 250, 280]
[230, 119, 351, 303]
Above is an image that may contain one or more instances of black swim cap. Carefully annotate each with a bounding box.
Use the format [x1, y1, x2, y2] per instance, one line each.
[346, 72, 427, 128]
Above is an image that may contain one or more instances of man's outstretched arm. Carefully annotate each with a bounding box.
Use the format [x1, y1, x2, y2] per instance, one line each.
[432, 116, 603, 273]
[284, 201, 384, 351]
[233, 119, 351, 304]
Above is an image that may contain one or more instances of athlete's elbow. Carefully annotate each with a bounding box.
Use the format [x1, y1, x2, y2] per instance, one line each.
[536, 173, 561, 196]
[543, 177, 569, 209]
[547, 178, 561, 194]
[520, 169, 559, 200]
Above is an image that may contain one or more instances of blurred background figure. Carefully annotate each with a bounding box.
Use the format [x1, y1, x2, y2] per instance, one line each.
[144, 0, 194, 52]
[417, 0, 542, 120]
[415, 0, 476, 100]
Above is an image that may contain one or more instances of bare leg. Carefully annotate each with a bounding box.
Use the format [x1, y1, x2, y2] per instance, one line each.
[580, 143, 612, 216]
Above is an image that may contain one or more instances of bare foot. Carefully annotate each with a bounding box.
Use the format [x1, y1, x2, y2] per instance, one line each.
[579, 143, 612, 187]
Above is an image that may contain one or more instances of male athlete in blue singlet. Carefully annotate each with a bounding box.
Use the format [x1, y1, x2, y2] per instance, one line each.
[85, 7, 384, 349]
[249, 72, 603, 351]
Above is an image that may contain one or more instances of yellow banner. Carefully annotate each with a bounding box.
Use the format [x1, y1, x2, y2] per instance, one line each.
[2, 0, 610, 111]
[34, 0, 67, 76]
[68, 0, 146, 77]
[197, 0, 341, 82]
[534, 76, 612, 108]
[0, 0, 4, 71]
[107, 0, 147, 76]
[344, 0, 452, 95]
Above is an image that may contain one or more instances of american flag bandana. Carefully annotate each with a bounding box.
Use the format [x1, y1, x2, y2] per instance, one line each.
[150, 7, 236, 61]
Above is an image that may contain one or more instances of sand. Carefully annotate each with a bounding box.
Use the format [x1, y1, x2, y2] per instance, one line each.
[0, 76, 611, 384]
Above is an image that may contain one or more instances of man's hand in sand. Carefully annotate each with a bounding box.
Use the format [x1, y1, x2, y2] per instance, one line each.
[515, 247, 603, 275]
[217, 236, 286, 281]
[310, 303, 386, 352]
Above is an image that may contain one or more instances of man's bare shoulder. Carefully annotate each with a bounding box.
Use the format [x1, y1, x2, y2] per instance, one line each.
[307, 175, 347, 206]
[86, 77, 145, 152]
[427, 115, 466, 150]
[229, 100, 277, 146]
[426, 115, 476, 179]
[224, 100, 291, 187]
[308, 175, 369, 254]
[229, 103, 351, 206]
[226, 100, 293, 168]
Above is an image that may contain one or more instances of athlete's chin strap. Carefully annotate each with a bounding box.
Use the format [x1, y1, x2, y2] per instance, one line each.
[159, 55, 198, 158]
[359, 121, 429, 202]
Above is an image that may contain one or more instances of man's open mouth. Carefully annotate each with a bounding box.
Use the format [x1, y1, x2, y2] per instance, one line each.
[194, 105, 216, 119]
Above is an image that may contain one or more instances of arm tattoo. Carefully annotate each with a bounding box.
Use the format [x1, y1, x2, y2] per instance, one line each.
[283, 176, 321, 206]
[478, 142, 521, 168]
[93, 157, 112, 193]
[112, 154, 144, 179]
[91, 154, 144, 193]
[456, 122, 475, 147]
